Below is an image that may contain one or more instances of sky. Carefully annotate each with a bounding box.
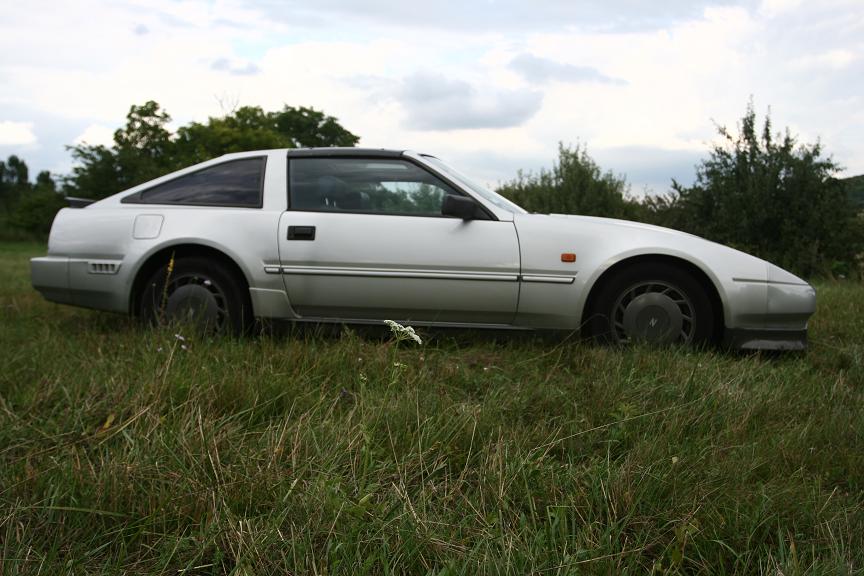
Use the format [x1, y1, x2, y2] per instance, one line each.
[1, 0, 862, 194]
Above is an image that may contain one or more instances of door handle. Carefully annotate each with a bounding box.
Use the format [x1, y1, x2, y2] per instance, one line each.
[287, 225, 316, 241]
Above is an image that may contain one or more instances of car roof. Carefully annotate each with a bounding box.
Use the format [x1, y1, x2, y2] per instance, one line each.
[285, 147, 405, 158]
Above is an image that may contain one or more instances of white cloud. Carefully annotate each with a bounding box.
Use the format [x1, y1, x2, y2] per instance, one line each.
[210, 57, 261, 76]
[2, 0, 864, 186]
[0, 121, 37, 147]
[397, 73, 543, 130]
[243, 0, 759, 33]
[508, 53, 627, 85]
[792, 49, 858, 70]
[74, 124, 116, 147]
[494, 5, 759, 153]
[759, 0, 803, 17]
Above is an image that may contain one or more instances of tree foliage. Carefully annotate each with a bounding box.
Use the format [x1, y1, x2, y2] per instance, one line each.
[497, 143, 639, 220]
[0, 155, 64, 239]
[66, 101, 359, 199]
[645, 102, 860, 277]
[844, 175, 864, 210]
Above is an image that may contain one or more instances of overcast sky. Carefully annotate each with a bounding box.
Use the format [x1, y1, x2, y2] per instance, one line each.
[1, 0, 862, 193]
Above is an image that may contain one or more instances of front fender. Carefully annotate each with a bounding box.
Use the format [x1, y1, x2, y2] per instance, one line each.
[513, 213, 771, 330]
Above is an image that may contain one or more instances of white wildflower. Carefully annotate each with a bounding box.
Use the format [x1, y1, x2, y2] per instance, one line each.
[383, 319, 423, 345]
[174, 333, 186, 342]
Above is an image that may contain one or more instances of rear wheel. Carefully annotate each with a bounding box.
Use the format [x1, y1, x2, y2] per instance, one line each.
[587, 262, 715, 346]
[140, 257, 253, 335]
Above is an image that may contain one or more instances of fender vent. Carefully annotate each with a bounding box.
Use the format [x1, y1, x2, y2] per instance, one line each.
[88, 262, 120, 275]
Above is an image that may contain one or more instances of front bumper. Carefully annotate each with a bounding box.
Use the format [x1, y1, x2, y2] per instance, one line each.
[725, 276, 816, 351]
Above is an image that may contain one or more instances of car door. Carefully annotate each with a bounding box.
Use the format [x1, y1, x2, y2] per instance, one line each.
[276, 156, 520, 324]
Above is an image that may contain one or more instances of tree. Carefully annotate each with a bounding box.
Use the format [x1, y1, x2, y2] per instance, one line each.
[112, 101, 175, 186]
[843, 175, 864, 210]
[0, 155, 30, 210]
[654, 102, 858, 277]
[66, 101, 175, 199]
[497, 143, 639, 220]
[173, 105, 359, 166]
[0, 156, 64, 240]
[273, 106, 360, 148]
[11, 170, 65, 237]
[65, 101, 360, 199]
[172, 106, 287, 167]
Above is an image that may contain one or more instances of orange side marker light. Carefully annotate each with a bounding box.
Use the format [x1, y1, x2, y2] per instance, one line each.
[561, 253, 576, 263]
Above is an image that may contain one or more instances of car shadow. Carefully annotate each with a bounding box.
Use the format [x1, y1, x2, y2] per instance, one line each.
[255, 318, 580, 348]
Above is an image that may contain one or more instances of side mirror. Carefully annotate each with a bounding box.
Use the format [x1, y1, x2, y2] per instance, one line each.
[441, 194, 477, 220]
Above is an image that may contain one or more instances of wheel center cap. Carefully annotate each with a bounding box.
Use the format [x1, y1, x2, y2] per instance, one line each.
[165, 284, 219, 330]
[622, 293, 683, 344]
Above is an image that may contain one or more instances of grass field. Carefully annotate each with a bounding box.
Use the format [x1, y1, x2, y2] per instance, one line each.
[1, 241, 863, 574]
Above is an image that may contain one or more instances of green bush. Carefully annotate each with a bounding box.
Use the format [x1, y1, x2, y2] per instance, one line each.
[643, 102, 859, 278]
[497, 143, 641, 220]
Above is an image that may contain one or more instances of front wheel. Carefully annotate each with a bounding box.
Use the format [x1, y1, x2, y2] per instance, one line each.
[587, 262, 715, 346]
[140, 257, 253, 335]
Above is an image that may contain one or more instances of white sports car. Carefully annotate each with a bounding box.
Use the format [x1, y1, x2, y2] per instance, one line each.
[31, 148, 815, 349]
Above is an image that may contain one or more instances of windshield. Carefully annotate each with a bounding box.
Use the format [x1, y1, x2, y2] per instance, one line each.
[420, 155, 527, 214]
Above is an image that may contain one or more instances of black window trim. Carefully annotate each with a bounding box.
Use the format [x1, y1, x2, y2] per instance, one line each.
[121, 156, 268, 208]
[285, 154, 496, 221]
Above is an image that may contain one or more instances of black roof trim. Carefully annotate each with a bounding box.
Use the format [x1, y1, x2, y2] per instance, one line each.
[286, 147, 404, 158]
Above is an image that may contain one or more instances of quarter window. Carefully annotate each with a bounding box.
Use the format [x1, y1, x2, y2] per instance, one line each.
[290, 158, 459, 216]
[127, 157, 265, 207]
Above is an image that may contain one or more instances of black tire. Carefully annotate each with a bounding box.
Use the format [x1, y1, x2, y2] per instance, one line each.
[140, 256, 253, 336]
[587, 262, 715, 346]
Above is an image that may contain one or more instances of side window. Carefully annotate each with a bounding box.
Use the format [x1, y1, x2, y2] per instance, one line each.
[127, 157, 266, 207]
[290, 158, 459, 216]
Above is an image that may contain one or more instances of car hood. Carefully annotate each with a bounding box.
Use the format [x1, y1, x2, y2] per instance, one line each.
[546, 212, 711, 243]
[512, 212, 806, 285]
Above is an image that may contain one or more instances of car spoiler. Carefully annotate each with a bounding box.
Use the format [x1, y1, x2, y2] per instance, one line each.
[66, 196, 95, 208]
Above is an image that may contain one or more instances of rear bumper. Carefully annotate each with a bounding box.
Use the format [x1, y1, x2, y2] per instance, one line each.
[31, 256, 72, 304]
[723, 327, 807, 351]
[31, 256, 127, 312]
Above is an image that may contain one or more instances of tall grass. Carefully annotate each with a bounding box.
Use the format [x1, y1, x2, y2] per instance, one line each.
[1, 242, 862, 574]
